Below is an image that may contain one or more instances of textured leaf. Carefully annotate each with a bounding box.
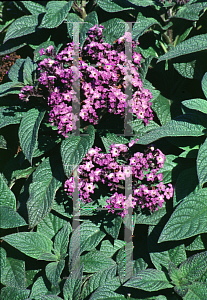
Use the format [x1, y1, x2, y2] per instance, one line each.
[116, 242, 134, 283]
[183, 282, 207, 299]
[80, 249, 116, 273]
[0, 173, 16, 209]
[0, 135, 7, 150]
[8, 58, 25, 82]
[100, 240, 125, 257]
[0, 206, 27, 229]
[37, 212, 68, 240]
[137, 114, 206, 145]
[158, 189, 207, 243]
[19, 108, 46, 164]
[136, 205, 168, 225]
[22, 1, 46, 14]
[197, 138, 207, 187]
[97, 0, 135, 12]
[123, 269, 173, 291]
[175, 2, 207, 21]
[179, 251, 207, 281]
[84, 11, 99, 26]
[138, 56, 154, 82]
[30, 276, 50, 299]
[185, 234, 206, 251]
[40, 1, 72, 29]
[0, 287, 30, 300]
[67, 13, 83, 40]
[173, 60, 203, 80]
[63, 264, 83, 300]
[69, 221, 106, 271]
[1, 257, 25, 288]
[27, 157, 64, 228]
[0, 82, 24, 97]
[158, 34, 207, 63]
[182, 98, 207, 115]
[0, 106, 26, 129]
[89, 288, 125, 300]
[129, 119, 160, 137]
[103, 215, 122, 239]
[101, 18, 129, 46]
[2, 232, 53, 260]
[61, 125, 95, 177]
[4, 15, 39, 43]
[23, 57, 38, 85]
[101, 133, 128, 153]
[128, 0, 159, 7]
[201, 72, 207, 99]
[45, 260, 65, 287]
[133, 14, 160, 41]
[54, 222, 72, 257]
[25, 269, 40, 288]
[152, 94, 171, 125]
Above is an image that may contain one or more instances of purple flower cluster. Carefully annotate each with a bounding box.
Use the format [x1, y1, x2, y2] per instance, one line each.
[19, 25, 153, 137]
[64, 141, 173, 218]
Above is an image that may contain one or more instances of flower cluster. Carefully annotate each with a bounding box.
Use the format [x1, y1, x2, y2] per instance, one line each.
[19, 25, 153, 137]
[64, 141, 173, 218]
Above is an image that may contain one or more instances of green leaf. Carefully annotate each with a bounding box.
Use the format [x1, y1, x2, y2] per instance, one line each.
[69, 221, 105, 271]
[116, 242, 134, 283]
[185, 234, 206, 251]
[81, 265, 117, 299]
[19, 108, 46, 164]
[8, 58, 25, 82]
[84, 11, 98, 25]
[89, 288, 125, 300]
[97, 0, 135, 12]
[0, 173, 16, 209]
[54, 222, 72, 257]
[45, 260, 65, 287]
[40, 1, 72, 29]
[0, 82, 24, 97]
[157, 154, 177, 184]
[0, 106, 26, 129]
[61, 125, 95, 177]
[27, 157, 64, 228]
[197, 138, 207, 187]
[1, 257, 25, 288]
[152, 94, 171, 125]
[129, 119, 160, 137]
[137, 114, 206, 145]
[100, 240, 125, 257]
[2, 232, 53, 260]
[175, 2, 207, 21]
[23, 57, 38, 85]
[136, 205, 168, 225]
[4, 15, 39, 43]
[0, 287, 30, 300]
[138, 56, 154, 82]
[63, 264, 83, 300]
[0, 135, 7, 150]
[128, 0, 160, 7]
[80, 249, 116, 273]
[103, 215, 122, 239]
[67, 13, 83, 40]
[22, 1, 46, 14]
[0, 206, 27, 229]
[30, 276, 50, 299]
[201, 72, 207, 99]
[158, 34, 207, 63]
[123, 269, 173, 291]
[182, 98, 207, 115]
[179, 251, 207, 281]
[158, 189, 207, 243]
[0, 247, 7, 271]
[25, 269, 40, 288]
[37, 212, 68, 240]
[168, 262, 182, 284]
[133, 14, 161, 41]
[101, 18, 129, 45]
[183, 282, 207, 299]
[173, 60, 203, 80]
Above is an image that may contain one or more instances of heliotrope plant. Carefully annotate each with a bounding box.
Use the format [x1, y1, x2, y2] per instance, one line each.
[19, 25, 153, 137]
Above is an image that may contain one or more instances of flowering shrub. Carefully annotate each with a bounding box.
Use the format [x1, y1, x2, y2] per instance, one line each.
[0, 1, 207, 299]
[19, 25, 153, 137]
[64, 142, 173, 217]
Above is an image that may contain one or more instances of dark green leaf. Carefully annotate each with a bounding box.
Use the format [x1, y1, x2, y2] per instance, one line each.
[152, 94, 171, 125]
[45, 260, 65, 287]
[123, 269, 173, 291]
[19, 108, 46, 164]
[23, 57, 38, 85]
[197, 138, 207, 187]
[101, 18, 129, 45]
[97, 0, 135, 12]
[0, 287, 30, 300]
[27, 157, 64, 228]
[0, 173, 16, 209]
[22, 1, 46, 14]
[61, 125, 95, 177]
[133, 14, 161, 41]
[201, 72, 207, 99]
[158, 189, 207, 243]
[4, 15, 39, 43]
[40, 1, 73, 29]
[1, 257, 25, 288]
[8, 59, 25, 82]
[0, 206, 27, 228]
[2, 232, 53, 260]
[63, 264, 83, 300]
[54, 222, 72, 257]
[158, 34, 207, 63]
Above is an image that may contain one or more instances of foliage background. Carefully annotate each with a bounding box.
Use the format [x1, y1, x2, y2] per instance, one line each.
[0, 0, 207, 299]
